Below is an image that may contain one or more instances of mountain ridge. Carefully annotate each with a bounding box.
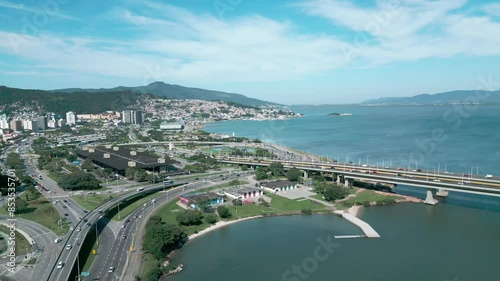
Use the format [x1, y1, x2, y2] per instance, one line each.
[362, 90, 500, 105]
[51, 81, 280, 107]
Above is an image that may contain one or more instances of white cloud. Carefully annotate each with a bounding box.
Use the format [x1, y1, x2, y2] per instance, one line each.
[298, 0, 500, 64]
[482, 3, 500, 17]
[1, 0, 499, 91]
[0, 0, 77, 20]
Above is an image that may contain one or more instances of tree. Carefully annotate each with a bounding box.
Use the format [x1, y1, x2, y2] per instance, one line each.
[217, 206, 232, 218]
[241, 165, 249, 171]
[59, 171, 101, 190]
[255, 167, 269, 180]
[176, 210, 203, 226]
[143, 217, 188, 261]
[205, 214, 218, 224]
[232, 199, 242, 206]
[66, 154, 77, 162]
[269, 162, 284, 176]
[6, 153, 23, 169]
[81, 160, 95, 171]
[323, 186, 348, 201]
[286, 167, 302, 181]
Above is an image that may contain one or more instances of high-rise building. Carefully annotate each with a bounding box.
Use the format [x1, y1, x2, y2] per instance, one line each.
[36, 116, 47, 130]
[0, 114, 9, 129]
[66, 111, 77, 126]
[10, 120, 23, 131]
[121, 110, 143, 124]
[121, 110, 132, 123]
[132, 110, 143, 125]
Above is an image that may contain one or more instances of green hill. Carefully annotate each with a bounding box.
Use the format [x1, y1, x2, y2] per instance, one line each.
[0, 86, 143, 115]
[52, 81, 280, 107]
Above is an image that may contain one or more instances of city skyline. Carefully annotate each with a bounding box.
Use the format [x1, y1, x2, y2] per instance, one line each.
[1, 0, 500, 104]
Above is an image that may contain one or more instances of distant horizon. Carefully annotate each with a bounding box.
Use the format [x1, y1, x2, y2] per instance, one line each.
[2, 82, 499, 106]
[1, 0, 499, 104]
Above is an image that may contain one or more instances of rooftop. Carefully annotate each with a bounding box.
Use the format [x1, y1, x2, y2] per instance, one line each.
[76, 146, 177, 171]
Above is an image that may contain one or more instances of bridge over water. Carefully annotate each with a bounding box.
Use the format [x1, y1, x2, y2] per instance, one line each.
[218, 157, 500, 204]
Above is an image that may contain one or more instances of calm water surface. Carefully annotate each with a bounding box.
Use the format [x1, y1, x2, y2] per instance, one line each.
[169, 106, 500, 281]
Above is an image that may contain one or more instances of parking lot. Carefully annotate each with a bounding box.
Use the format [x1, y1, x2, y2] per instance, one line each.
[276, 186, 316, 199]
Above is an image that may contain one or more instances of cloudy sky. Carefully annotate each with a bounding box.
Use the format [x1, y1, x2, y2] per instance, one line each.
[1, 0, 499, 104]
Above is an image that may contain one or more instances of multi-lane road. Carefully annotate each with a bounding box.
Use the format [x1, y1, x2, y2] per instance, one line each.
[47, 172, 248, 281]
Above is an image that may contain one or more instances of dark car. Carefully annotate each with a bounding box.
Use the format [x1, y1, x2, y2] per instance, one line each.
[64, 213, 69, 216]
[62, 205, 67, 208]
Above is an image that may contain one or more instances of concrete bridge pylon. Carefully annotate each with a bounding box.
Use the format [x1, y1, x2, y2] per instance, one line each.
[424, 189, 439, 205]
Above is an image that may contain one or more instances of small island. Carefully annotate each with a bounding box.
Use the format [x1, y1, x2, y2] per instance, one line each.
[328, 112, 352, 116]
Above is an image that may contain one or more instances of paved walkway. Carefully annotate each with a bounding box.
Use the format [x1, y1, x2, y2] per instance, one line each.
[334, 210, 380, 238]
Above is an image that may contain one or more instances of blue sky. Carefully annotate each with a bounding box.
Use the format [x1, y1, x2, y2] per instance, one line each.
[1, 0, 500, 104]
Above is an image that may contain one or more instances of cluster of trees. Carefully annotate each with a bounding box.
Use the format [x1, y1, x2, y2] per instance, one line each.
[314, 179, 349, 202]
[255, 163, 301, 182]
[176, 210, 203, 226]
[59, 171, 101, 190]
[0, 86, 143, 115]
[184, 154, 220, 173]
[143, 216, 188, 281]
[175, 205, 232, 226]
[5, 153, 33, 187]
[125, 167, 148, 181]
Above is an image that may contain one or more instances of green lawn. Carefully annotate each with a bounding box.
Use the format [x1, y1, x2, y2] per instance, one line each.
[0, 225, 30, 256]
[196, 180, 248, 193]
[265, 193, 326, 212]
[110, 192, 163, 221]
[81, 238, 98, 273]
[71, 193, 113, 211]
[0, 198, 69, 236]
[338, 190, 403, 208]
[156, 200, 211, 235]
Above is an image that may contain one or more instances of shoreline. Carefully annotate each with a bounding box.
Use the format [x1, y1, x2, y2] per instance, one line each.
[188, 215, 264, 241]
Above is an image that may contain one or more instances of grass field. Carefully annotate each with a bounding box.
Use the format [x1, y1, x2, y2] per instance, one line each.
[265, 193, 325, 212]
[110, 192, 163, 221]
[0, 225, 30, 256]
[71, 193, 113, 211]
[338, 190, 403, 209]
[0, 197, 69, 236]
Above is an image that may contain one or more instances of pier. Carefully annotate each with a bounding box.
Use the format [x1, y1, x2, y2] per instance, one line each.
[334, 210, 380, 238]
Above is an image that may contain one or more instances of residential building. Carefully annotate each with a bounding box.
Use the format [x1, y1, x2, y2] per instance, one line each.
[121, 110, 143, 125]
[66, 111, 77, 126]
[36, 116, 47, 130]
[260, 180, 298, 193]
[179, 192, 224, 209]
[223, 186, 263, 200]
[9, 120, 22, 131]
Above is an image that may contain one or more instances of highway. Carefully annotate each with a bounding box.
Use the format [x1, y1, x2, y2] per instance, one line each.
[0, 216, 58, 281]
[218, 157, 500, 196]
[47, 171, 249, 281]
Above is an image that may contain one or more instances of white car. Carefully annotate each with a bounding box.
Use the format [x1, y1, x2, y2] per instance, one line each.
[70, 227, 74, 231]
[76, 227, 81, 232]
[66, 244, 72, 250]
[57, 261, 64, 269]
[108, 267, 115, 273]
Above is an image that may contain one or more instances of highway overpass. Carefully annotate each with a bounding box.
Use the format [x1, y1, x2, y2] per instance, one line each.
[217, 157, 500, 200]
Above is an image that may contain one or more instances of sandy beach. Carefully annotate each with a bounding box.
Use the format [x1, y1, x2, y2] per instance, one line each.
[188, 215, 263, 241]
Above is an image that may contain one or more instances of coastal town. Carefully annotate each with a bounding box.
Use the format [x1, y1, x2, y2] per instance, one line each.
[0, 94, 421, 281]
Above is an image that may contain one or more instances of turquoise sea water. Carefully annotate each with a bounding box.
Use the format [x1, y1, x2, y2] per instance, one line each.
[168, 105, 500, 281]
[204, 105, 500, 174]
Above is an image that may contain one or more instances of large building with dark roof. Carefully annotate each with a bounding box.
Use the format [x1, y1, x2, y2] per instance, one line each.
[76, 146, 177, 174]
